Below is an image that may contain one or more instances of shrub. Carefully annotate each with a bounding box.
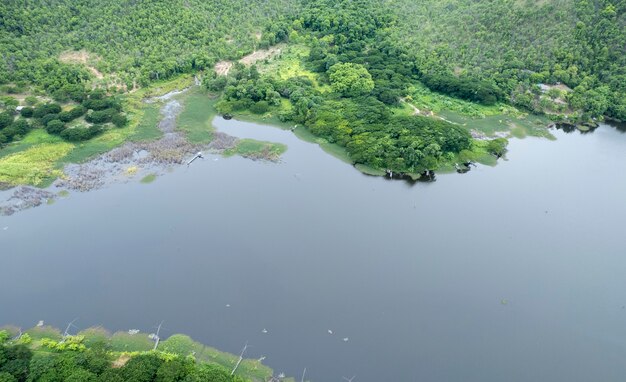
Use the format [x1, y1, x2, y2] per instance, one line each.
[20, 107, 34, 118]
[111, 113, 127, 128]
[250, 100, 270, 114]
[46, 120, 66, 134]
[41, 114, 60, 126]
[12, 119, 30, 135]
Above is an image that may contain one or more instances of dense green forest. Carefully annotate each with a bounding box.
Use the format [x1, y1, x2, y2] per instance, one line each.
[0, 0, 299, 89]
[0, 0, 624, 180]
[390, 0, 626, 121]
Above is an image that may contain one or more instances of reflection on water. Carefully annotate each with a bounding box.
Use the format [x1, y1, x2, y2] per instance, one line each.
[553, 122, 599, 134]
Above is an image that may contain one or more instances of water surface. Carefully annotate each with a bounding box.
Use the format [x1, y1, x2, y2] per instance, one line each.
[2, 119, 626, 381]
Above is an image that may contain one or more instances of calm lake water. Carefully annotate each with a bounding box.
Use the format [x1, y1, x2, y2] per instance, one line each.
[2, 119, 626, 381]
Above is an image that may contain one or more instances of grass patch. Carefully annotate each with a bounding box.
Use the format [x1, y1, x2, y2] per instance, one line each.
[160, 334, 273, 380]
[0, 142, 74, 186]
[224, 138, 287, 160]
[140, 173, 157, 183]
[130, 103, 162, 141]
[260, 44, 330, 92]
[177, 88, 217, 143]
[408, 83, 514, 117]
[78, 327, 111, 347]
[0, 129, 65, 160]
[110, 332, 154, 352]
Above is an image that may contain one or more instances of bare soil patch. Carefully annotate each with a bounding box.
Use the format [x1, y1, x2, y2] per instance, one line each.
[59, 50, 104, 79]
[214, 61, 233, 76]
[239, 45, 283, 66]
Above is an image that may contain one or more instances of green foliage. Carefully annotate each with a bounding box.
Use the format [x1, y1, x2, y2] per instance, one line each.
[19, 108, 33, 118]
[45, 120, 66, 135]
[0, 0, 300, 88]
[389, 0, 626, 121]
[176, 88, 216, 143]
[328, 63, 374, 97]
[486, 138, 508, 157]
[0, 372, 16, 382]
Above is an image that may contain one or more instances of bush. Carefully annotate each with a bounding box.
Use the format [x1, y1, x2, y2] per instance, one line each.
[85, 109, 116, 124]
[0, 112, 13, 129]
[12, 119, 30, 135]
[46, 120, 66, 134]
[60, 124, 103, 141]
[59, 106, 86, 122]
[1, 126, 18, 139]
[111, 113, 127, 128]
[41, 114, 60, 126]
[33, 104, 62, 118]
[58, 111, 73, 122]
[69, 105, 87, 119]
[20, 107, 34, 118]
[250, 100, 270, 114]
[24, 96, 39, 106]
[486, 138, 508, 156]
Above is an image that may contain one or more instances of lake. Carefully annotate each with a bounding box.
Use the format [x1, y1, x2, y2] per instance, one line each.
[2, 118, 626, 381]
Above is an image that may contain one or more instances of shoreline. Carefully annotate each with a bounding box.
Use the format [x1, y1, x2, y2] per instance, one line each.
[0, 324, 285, 381]
[0, 87, 284, 216]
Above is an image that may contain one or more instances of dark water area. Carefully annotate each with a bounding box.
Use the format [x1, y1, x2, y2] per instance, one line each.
[2, 119, 626, 381]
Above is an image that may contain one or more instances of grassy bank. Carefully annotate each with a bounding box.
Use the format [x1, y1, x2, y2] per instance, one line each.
[1, 325, 284, 382]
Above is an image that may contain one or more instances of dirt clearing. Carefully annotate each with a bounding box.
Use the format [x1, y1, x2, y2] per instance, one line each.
[59, 50, 104, 79]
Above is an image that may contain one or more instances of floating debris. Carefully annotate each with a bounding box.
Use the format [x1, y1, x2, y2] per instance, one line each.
[262, 329, 268, 334]
[36, 320, 44, 327]
[327, 329, 333, 335]
[128, 329, 140, 335]
[225, 304, 231, 308]
[258, 356, 266, 362]
[2, 226, 7, 230]
[343, 337, 349, 342]
[501, 299, 508, 305]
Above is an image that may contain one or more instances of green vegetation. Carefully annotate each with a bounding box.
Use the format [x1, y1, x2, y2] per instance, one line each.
[224, 139, 287, 161]
[177, 88, 217, 144]
[0, 326, 278, 382]
[0, 142, 73, 186]
[140, 174, 157, 184]
[1, 0, 624, 185]
[130, 104, 162, 142]
[389, 0, 626, 122]
[0, 0, 299, 89]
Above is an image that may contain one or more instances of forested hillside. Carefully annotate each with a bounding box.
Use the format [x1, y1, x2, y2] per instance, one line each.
[390, 0, 626, 121]
[0, 0, 299, 90]
[1, 0, 623, 120]
[0, 0, 624, 183]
